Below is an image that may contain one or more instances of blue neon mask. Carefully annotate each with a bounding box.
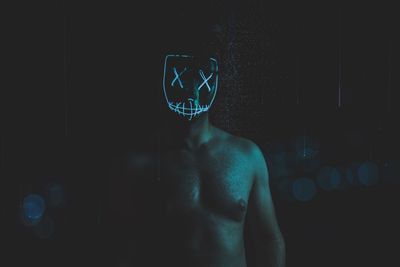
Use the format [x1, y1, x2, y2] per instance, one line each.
[163, 54, 219, 121]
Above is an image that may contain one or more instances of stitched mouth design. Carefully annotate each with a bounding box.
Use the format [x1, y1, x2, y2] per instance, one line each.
[168, 101, 210, 120]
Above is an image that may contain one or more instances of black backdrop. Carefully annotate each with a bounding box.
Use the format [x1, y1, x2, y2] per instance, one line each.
[2, 1, 399, 266]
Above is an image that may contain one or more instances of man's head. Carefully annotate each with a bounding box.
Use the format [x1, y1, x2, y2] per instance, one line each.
[160, 0, 229, 122]
[163, 54, 219, 121]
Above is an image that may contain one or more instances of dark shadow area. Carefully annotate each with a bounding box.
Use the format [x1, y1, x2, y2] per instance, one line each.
[2, 1, 399, 266]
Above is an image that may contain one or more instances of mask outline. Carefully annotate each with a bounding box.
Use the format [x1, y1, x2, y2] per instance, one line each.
[163, 54, 219, 120]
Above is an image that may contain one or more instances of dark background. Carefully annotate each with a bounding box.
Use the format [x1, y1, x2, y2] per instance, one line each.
[2, 1, 399, 266]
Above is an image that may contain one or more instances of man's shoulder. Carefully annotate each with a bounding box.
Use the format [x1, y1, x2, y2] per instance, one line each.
[212, 128, 268, 185]
[212, 127, 264, 159]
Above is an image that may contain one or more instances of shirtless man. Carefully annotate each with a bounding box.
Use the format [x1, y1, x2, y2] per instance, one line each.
[108, 39, 285, 267]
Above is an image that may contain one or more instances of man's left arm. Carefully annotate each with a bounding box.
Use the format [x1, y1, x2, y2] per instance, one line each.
[246, 143, 285, 267]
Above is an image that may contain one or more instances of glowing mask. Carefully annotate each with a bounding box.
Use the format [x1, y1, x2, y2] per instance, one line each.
[163, 54, 219, 120]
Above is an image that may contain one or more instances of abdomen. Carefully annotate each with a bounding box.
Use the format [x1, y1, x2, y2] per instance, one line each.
[162, 207, 248, 267]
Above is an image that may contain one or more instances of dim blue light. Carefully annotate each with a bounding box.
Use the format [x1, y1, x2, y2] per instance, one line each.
[292, 177, 317, 202]
[316, 166, 341, 190]
[357, 162, 379, 186]
[23, 194, 46, 220]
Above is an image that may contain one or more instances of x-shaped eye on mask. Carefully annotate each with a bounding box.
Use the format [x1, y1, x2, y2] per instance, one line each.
[198, 70, 213, 92]
[171, 67, 187, 88]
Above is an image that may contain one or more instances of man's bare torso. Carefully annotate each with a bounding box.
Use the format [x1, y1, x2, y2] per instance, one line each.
[108, 127, 270, 267]
[157, 128, 255, 267]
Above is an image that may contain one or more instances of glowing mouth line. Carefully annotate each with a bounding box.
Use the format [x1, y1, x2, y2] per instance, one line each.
[168, 101, 210, 120]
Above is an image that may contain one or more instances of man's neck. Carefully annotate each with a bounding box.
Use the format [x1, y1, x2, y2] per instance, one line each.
[181, 114, 213, 150]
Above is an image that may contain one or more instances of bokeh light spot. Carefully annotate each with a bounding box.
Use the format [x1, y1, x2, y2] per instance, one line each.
[357, 162, 379, 186]
[20, 209, 42, 226]
[23, 194, 46, 221]
[292, 177, 317, 202]
[316, 166, 341, 190]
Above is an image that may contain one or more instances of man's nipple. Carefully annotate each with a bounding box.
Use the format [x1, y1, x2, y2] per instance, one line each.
[228, 198, 247, 222]
[238, 198, 247, 212]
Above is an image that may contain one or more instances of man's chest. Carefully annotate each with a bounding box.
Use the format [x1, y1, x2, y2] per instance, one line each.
[159, 149, 254, 221]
